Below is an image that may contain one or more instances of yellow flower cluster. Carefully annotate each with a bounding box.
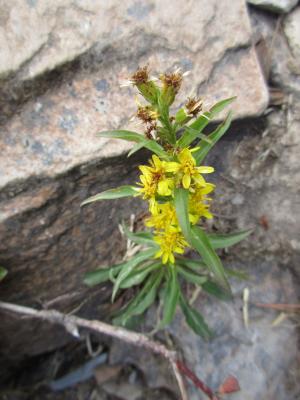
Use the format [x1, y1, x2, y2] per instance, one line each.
[137, 148, 214, 264]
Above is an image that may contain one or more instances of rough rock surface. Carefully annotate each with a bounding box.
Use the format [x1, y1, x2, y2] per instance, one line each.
[249, 5, 300, 96]
[284, 6, 300, 61]
[0, 0, 268, 190]
[247, 0, 298, 13]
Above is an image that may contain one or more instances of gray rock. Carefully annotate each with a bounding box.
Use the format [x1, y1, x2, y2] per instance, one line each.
[247, 0, 298, 13]
[249, 5, 300, 96]
[284, 7, 300, 62]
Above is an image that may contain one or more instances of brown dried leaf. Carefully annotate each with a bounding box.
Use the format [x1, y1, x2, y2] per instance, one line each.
[218, 375, 240, 395]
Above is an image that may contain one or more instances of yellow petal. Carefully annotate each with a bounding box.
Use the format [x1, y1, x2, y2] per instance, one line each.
[152, 155, 162, 169]
[182, 174, 191, 189]
[162, 253, 169, 264]
[169, 253, 175, 264]
[157, 180, 171, 196]
[198, 166, 214, 174]
[165, 161, 180, 173]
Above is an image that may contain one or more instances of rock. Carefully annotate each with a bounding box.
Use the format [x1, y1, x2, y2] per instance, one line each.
[284, 7, 300, 62]
[0, 0, 268, 364]
[249, 5, 300, 96]
[247, 0, 298, 14]
[0, 0, 267, 117]
[168, 260, 299, 400]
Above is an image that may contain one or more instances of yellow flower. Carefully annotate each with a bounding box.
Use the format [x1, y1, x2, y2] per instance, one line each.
[145, 202, 178, 231]
[154, 226, 188, 264]
[189, 183, 215, 223]
[137, 155, 174, 203]
[165, 148, 214, 189]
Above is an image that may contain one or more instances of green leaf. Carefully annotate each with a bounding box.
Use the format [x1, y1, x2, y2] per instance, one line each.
[84, 264, 123, 286]
[127, 142, 145, 157]
[183, 126, 213, 144]
[142, 140, 169, 159]
[122, 225, 157, 247]
[175, 108, 188, 124]
[177, 112, 211, 148]
[81, 185, 138, 206]
[201, 280, 232, 301]
[98, 130, 145, 142]
[157, 94, 175, 144]
[209, 96, 236, 115]
[208, 229, 252, 249]
[177, 97, 236, 148]
[120, 262, 161, 288]
[179, 294, 212, 339]
[0, 267, 7, 282]
[114, 269, 164, 325]
[177, 265, 207, 286]
[225, 268, 250, 281]
[159, 266, 180, 327]
[174, 188, 230, 293]
[177, 258, 206, 270]
[193, 111, 233, 164]
[98, 130, 168, 159]
[191, 226, 231, 293]
[112, 248, 157, 301]
[174, 187, 192, 242]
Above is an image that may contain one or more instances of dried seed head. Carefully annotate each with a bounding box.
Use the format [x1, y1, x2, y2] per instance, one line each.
[131, 66, 150, 85]
[160, 71, 183, 94]
[185, 97, 203, 116]
[136, 106, 158, 123]
[144, 123, 157, 140]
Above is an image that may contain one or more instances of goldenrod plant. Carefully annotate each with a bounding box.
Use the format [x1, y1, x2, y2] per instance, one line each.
[82, 67, 251, 338]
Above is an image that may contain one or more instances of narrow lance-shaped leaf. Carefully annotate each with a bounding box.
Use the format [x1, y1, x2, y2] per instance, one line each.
[127, 142, 145, 157]
[179, 293, 212, 339]
[120, 262, 161, 289]
[201, 280, 232, 301]
[183, 126, 213, 144]
[159, 266, 180, 327]
[122, 224, 157, 247]
[98, 130, 168, 159]
[112, 248, 158, 301]
[114, 269, 164, 326]
[81, 185, 138, 207]
[174, 187, 193, 243]
[176, 258, 206, 270]
[208, 229, 252, 249]
[84, 264, 123, 286]
[174, 187, 230, 292]
[193, 111, 233, 165]
[225, 268, 250, 281]
[177, 265, 207, 286]
[177, 97, 236, 148]
[191, 226, 231, 293]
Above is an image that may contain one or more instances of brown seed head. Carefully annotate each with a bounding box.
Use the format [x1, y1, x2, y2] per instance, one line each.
[144, 123, 157, 139]
[160, 71, 183, 93]
[130, 66, 149, 85]
[185, 97, 203, 116]
[136, 106, 158, 123]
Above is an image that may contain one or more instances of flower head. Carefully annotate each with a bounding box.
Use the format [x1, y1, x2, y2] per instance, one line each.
[185, 97, 203, 116]
[189, 183, 215, 223]
[154, 226, 188, 264]
[165, 148, 214, 189]
[137, 155, 174, 211]
[145, 202, 178, 231]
